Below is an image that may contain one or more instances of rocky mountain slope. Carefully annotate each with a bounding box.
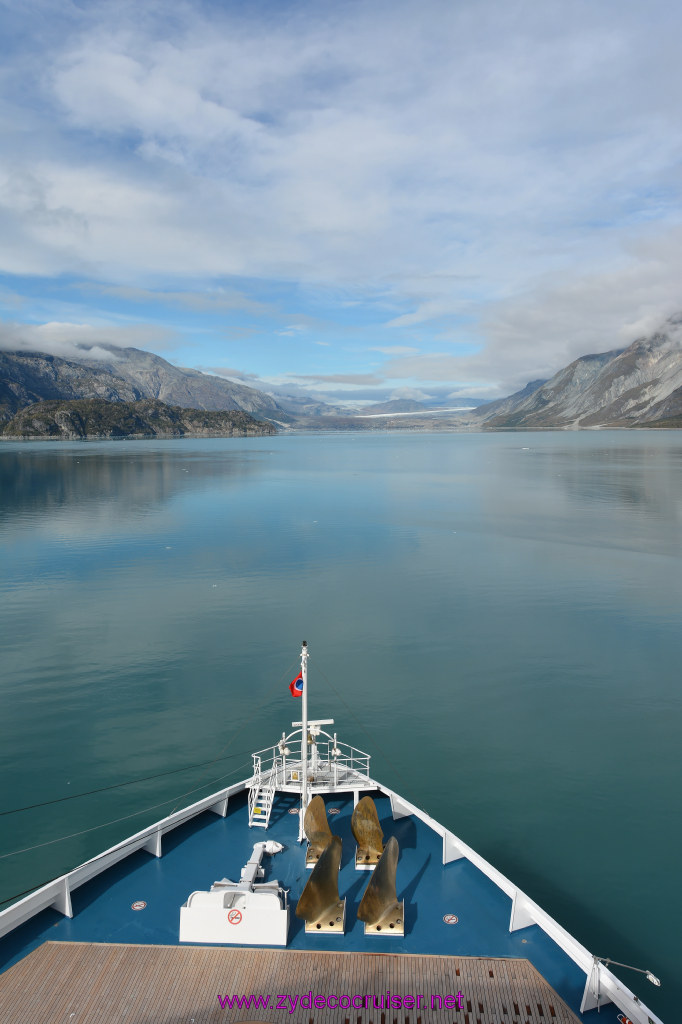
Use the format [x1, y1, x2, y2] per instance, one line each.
[1, 399, 275, 440]
[475, 317, 682, 428]
[470, 379, 547, 422]
[0, 348, 286, 424]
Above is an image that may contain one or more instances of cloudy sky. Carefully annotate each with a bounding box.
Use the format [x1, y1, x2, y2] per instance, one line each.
[1, 0, 681, 403]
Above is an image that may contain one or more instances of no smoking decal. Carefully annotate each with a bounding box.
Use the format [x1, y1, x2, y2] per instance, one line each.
[228, 909, 242, 925]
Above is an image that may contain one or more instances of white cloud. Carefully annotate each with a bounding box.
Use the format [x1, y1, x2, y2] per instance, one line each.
[1, 0, 682, 391]
[389, 387, 430, 401]
[376, 222, 682, 392]
[0, 320, 174, 360]
[277, 323, 309, 336]
[370, 345, 419, 356]
[294, 372, 384, 386]
[90, 284, 274, 316]
[201, 365, 258, 381]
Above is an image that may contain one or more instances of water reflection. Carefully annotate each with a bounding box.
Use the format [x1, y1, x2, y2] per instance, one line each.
[523, 441, 682, 517]
[0, 441, 268, 530]
[457, 438, 682, 559]
[0, 432, 680, 1022]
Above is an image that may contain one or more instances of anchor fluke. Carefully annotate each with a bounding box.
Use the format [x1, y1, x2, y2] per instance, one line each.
[304, 795, 333, 867]
[295, 834, 345, 933]
[357, 835, 404, 935]
[351, 795, 384, 868]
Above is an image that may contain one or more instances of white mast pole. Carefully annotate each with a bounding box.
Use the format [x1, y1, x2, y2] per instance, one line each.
[299, 640, 309, 842]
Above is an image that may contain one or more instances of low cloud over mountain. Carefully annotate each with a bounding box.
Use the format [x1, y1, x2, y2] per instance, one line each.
[475, 316, 682, 428]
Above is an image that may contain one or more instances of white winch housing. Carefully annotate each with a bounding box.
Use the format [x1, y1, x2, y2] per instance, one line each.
[179, 840, 289, 946]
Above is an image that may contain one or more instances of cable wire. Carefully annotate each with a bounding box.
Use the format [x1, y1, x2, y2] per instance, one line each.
[0, 748, 255, 818]
[0, 656, 300, 902]
[0, 764, 251, 907]
[0, 760, 252, 861]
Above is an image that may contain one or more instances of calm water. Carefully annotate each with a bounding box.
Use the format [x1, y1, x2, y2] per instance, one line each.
[1, 431, 680, 1018]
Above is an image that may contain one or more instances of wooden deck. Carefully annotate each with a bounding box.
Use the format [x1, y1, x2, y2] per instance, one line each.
[0, 942, 582, 1024]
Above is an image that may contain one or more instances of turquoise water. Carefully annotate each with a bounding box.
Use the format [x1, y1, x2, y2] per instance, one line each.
[1, 431, 680, 1019]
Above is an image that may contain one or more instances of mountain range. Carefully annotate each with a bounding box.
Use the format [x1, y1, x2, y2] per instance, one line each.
[1, 315, 681, 433]
[474, 316, 682, 429]
[0, 348, 285, 424]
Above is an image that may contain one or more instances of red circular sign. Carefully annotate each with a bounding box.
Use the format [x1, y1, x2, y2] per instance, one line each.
[131, 901, 147, 911]
[228, 909, 243, 925]
[443, 913, 459, 924]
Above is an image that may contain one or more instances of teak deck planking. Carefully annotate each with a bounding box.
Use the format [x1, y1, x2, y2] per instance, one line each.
[0, 941, 582, 1024]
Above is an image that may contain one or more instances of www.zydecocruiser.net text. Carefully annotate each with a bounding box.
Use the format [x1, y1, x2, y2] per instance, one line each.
[217, 990, 466, 1012]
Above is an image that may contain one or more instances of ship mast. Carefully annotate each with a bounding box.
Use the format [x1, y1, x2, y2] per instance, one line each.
[300, 640, 308, 842]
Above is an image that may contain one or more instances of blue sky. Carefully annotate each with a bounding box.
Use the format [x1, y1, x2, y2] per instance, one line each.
[1, 0, 682, 403]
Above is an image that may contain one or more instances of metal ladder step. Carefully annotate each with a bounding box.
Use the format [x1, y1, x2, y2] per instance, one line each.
[248, 759, 280, 829]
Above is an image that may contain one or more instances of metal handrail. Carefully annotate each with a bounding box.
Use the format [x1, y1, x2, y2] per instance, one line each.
[249, 731, 371, 784]
[247, 755, 262, 819]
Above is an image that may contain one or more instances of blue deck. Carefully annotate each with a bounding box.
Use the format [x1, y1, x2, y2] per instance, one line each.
[0, 789, 621, 1022]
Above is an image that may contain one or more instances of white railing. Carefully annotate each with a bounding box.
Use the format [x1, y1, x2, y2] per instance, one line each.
[262, 757, 280, 808]
[247, 755, 262, 819]
[0, 778, 248, 941]
[249, 730, 371, 789]
[325, 738, 371, 780]
[250, 745, 278, 781]
[377, 779, 664, 1024]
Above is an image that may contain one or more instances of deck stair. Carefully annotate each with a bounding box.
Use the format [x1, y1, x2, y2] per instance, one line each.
[248, 756, 279, 828]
